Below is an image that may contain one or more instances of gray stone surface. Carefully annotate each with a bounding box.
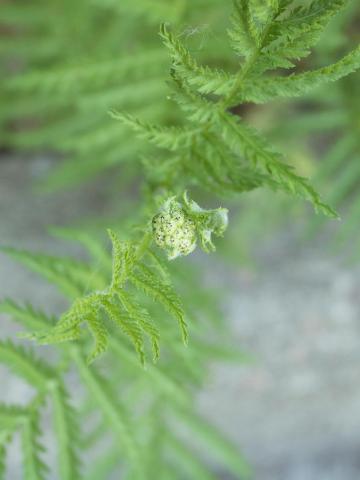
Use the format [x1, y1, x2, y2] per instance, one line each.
[1, 153, 360, 479]
[199, 250, 360, 479]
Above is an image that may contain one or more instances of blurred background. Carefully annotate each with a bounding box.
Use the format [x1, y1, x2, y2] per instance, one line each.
[1, 1, 360, 479]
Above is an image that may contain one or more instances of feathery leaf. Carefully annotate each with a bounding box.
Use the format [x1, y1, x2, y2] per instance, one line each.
[21, 411, 48, 480]
[130, 262, 188, 344]
[51, 383, 82, 480]
[0, 341, 54, 391]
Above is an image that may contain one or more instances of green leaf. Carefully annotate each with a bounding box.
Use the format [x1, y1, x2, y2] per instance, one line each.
[71, 349, 146, 480]
[102, 298, 145, 366]
[110, 339, 189, 406]
[0, 299, 54, 331]
[130, 262, 188, 344]
[117, 291, 160, 362]
[160, 23, 232, 96]
[86, 314, 109, 364]
[110, 110, 200, 151]
[108, 229, 136, 289]
[217, 111, 339, 217]
[227, 0, 256, 59]
[31, 295, 97, 345]
[0, 341, 54, 391]
[5, 49, 167, 94]
[22, 411, 48, 480]
[182, 44, 360, 102]
[0, 404, 27, 433]
[241, 44, 360, 103]
[265, 0, 348, 63]
[1, 247, 100, 299]
[51, 383, 81, 480]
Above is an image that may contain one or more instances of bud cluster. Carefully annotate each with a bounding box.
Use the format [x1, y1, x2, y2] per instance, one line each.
[152, 193, 228, 260]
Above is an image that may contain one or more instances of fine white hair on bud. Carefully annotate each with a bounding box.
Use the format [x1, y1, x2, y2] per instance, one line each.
[152, 192, 228, 259]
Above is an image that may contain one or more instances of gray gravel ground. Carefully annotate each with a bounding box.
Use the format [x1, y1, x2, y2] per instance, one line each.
[200, 249, 360, 479]
[1, 153, 360, 479]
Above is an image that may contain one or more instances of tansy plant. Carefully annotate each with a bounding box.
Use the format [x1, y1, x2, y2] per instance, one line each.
[0, 1, 360, 479]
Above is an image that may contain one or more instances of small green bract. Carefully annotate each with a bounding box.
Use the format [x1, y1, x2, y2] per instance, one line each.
[152, 192, 228, 260]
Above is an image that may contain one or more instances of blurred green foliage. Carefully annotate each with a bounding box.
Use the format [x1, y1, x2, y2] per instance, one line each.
[0, 1, 359, 478]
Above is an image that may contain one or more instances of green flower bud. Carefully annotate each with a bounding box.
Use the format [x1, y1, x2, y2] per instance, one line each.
[152, 198, 196, 259]
[152, 193, 228, 259]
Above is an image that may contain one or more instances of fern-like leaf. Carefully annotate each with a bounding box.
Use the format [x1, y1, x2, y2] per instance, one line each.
[227, 0, 256, 60]
[110, 110, 200, 151]
[4, 49, 167, 94]
[130, 262, 188, 344]
[263, 0, 348, 67]
[0, 341, 54, 391]
[110, 339, 188, 406]
[102, 298, 146, 366]
[21, 410, 48, 480]
[240, 45, 360, 103]
[108, 229, 136, 289]
[217, 111, 338, 217]
[22, 228, 187, 363]
[86, 314, 110, 364]
[1, 247, 102, 298]
[51, 383, 81, 480]
[159, 24, 232, 96]
[71, 349, 146, 480]
[117, 291, 160, 361]
[0, 299, 55, 330]
[0, 404, 27, 433]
